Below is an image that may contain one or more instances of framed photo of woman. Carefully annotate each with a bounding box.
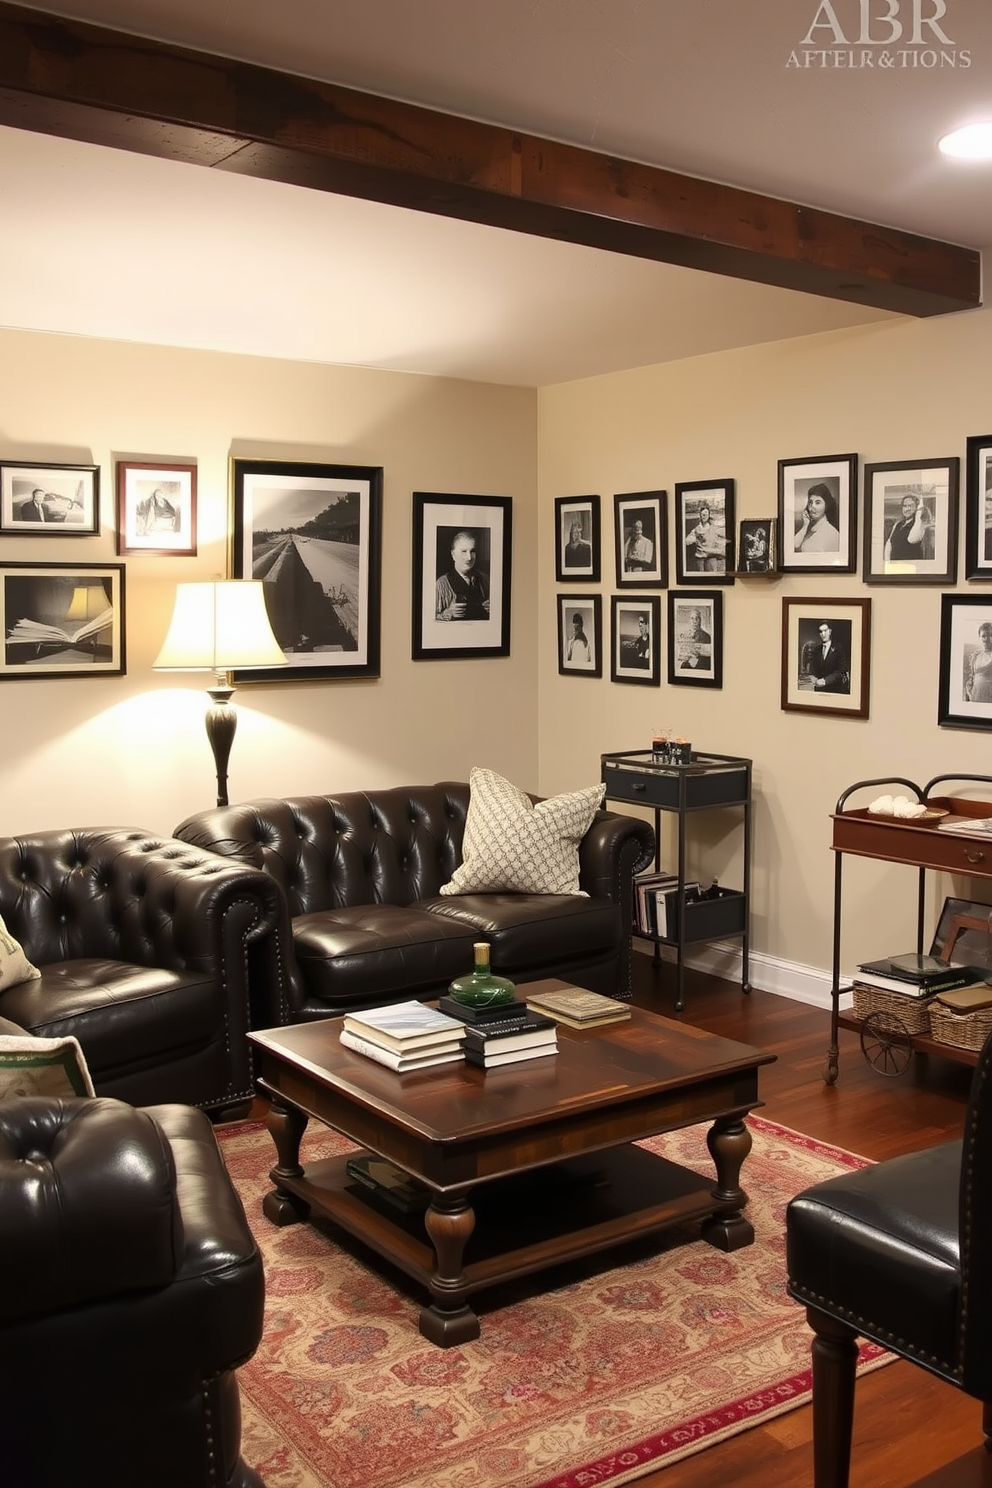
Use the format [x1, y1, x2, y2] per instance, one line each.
[938, 594, 992, 731]
[863, 457, 958, 584]
[964, 434, 992, 580]
[777, 453, 858, 573]
[674, 479, 734, 585]
[557, 594, 602, 677]
[555, 495, 600, 583]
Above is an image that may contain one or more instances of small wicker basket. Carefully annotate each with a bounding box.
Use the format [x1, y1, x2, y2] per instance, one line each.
[851, 982, 932, 1034]
[929, 1003, 992, 1052]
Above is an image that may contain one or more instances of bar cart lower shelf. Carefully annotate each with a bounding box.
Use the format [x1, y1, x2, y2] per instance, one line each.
[833, 1010, 980, 1080]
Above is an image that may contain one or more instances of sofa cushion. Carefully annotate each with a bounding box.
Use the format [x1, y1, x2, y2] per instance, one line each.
[440, 768, 606, 897]
[0, 960, 222, 1078]
[292, 904, 478, 1008]
[0, 913, 41, 992]
[423, 892, 620, 972]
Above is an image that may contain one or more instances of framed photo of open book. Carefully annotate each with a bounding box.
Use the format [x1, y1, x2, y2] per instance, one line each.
[0, 562, 125, 678]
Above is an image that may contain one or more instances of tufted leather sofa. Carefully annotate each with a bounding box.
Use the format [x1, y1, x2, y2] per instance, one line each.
[0, 1095, 266, 1488]
[174, 782, 656, 1022]
[0, 827, 284, 1111]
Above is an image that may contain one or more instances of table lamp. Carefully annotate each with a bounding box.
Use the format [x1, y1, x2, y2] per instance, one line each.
[153, 580, 287, 807]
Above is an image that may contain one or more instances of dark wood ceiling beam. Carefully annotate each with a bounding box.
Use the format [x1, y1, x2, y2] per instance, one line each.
[0, 2, 980, 317]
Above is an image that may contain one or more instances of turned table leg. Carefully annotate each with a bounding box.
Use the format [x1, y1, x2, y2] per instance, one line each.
[419, 1191, 478, 1346]
[262, 1100, 311, 1226]
[700, 1115, 754, 1251]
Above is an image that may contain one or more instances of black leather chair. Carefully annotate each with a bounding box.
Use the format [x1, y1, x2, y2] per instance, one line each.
[0, 1095, 266, 1488]
[786, 1031, 992, 1488]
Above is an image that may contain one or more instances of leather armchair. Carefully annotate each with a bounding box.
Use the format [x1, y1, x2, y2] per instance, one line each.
[0, 828, 285, 1111]
[786, 1028, 992, 1487]
[0, 1095, 265, 1488]
[175, 782, 656, 1022]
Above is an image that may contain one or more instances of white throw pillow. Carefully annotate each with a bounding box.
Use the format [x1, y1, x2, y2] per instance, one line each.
[0, 1033, 95, 1099]
[440, 767, 605, 897]
[0, 913, 41, 992]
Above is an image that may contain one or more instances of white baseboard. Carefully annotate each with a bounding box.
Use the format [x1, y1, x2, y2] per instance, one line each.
[634, 940, 853, 1012]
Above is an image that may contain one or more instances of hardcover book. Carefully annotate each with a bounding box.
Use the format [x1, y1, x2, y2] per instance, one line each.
[463, 1019, 558, 1055]
[342, 1000, 467, 1051]
[464, 1042, 559, 1069]
[339, 1028, 465, 1071]
[345, 1156, 431, 1213]
[524, 986, 630, 1024]
[436, 995, 530, 1025]
[852, 966, 984, 998]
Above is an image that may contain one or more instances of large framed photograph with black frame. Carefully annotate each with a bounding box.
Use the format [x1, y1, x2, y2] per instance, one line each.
[965, 434, 992, 580]
[614, 490, 667, 588]
[230, 458, 382, 682]
[0, 561, 125, 679]
[555, 494, 600, 583]
[667, 590, 723, 688]
[938, 593, 992, 732]
[610, 595, 660, 686]
[413, 492, 512, 660]
[674, 479, 734, 584]
[781, 596, 871, 719]
[777, 453, 858, 573]
[863, 457, 958, 584]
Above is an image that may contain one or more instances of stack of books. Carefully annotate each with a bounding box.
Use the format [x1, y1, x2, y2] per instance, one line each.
[339, 1000, 467, 1071]
[523, 985, 631, 1030]
[462, 1009, 558, 1069]
[854, 952, 986, 999]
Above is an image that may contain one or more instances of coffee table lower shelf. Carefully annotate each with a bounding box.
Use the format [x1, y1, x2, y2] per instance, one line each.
[264, 1142, 743, 1346]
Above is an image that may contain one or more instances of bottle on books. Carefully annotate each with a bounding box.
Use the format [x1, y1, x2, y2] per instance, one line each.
[448, 942, 516, 1009]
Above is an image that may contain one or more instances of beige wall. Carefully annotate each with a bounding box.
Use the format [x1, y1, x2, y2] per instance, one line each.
[537, 303, 992, 993]
[0, 329, 538, 838]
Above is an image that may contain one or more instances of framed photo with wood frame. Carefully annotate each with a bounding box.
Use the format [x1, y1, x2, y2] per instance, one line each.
[0, 561, 125, 678]
[674, 479, 735, 585]
[937, 593, 992, 732]
[777, 453, 858, 573]
[0, 460, 100, 535]
[614, 490, 667, 588]
[610, 595, 660, 686]
[116, 461, 197, 556]
[555, 494, 600, 583]
[964, 434, 992, 580]
[667, 590, 723, 688]
[557, 593, 602, 677]
[412, 492, 512, 660]
[230, 457, 382, 682]
[863, 457, 958, 584]
[781, 596, 871, 719]
[930, 897, 992, 971]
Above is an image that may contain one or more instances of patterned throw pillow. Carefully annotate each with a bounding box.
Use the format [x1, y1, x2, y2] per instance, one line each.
[440, 767, 606, 897]
[0, 1034, 95, 1099]
[0, 912, 41, 993]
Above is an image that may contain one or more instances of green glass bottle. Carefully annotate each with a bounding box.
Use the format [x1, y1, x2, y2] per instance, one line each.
[448, 941, 516, 1008]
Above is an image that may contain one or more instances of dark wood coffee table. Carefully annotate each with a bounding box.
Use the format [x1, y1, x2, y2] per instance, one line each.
[248, 984, 775, 1347]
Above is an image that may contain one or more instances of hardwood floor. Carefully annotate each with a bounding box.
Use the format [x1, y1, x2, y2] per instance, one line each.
[629, 953, 992, 1488]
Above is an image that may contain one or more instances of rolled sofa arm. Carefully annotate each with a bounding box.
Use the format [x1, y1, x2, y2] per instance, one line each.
[0, 1097, 179, 1318]
[578, 808, 656, 902]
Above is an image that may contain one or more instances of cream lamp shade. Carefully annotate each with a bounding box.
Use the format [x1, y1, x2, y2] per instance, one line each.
[154, 580, 286, 808]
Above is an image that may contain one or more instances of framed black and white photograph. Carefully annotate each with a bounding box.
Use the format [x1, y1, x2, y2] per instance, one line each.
[412, 492, 512, 661]
[863, 457, 958, 584]
[231, 457, 382, 682]
[0, 461, 100, 536]
[0, 562, 124, 679]
[674, 479, 735, 585]
[555, 494, 600, 583]
[614, 490, 667, 589]
[781, 596, 871, 719]
[116, 461, 197, 556]
[737, 518, 776, 574]
[557, 593, 602, 678]
[938, 594, 992, 732]
[930, 897, 992, 970]
[777, 453, 858, 573]
[964, 434, 992, 580]
[667, 590, 723, 688]
[610, 595, 661, 686]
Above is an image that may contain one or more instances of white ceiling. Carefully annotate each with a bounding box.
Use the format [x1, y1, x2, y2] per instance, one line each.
[2, 0, 991, 387]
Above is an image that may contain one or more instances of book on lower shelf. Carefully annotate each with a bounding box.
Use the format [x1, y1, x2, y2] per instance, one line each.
[523, 985, 631, 1027]
[345, 1156, 431, 1212]
[342, 1000, 467, 1052]
[464, 1042, 559, 1069]
[339, 1028, 465, 1071]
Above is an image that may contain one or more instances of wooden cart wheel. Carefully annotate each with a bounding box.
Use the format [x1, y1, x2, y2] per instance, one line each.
[859, 1009, 913, 1076]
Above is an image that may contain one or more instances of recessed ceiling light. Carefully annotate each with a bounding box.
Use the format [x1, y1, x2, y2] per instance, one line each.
[938, 123, 992, 160]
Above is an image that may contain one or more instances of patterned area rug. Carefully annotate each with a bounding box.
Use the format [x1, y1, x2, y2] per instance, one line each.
[219, 1117, 887, 1488]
